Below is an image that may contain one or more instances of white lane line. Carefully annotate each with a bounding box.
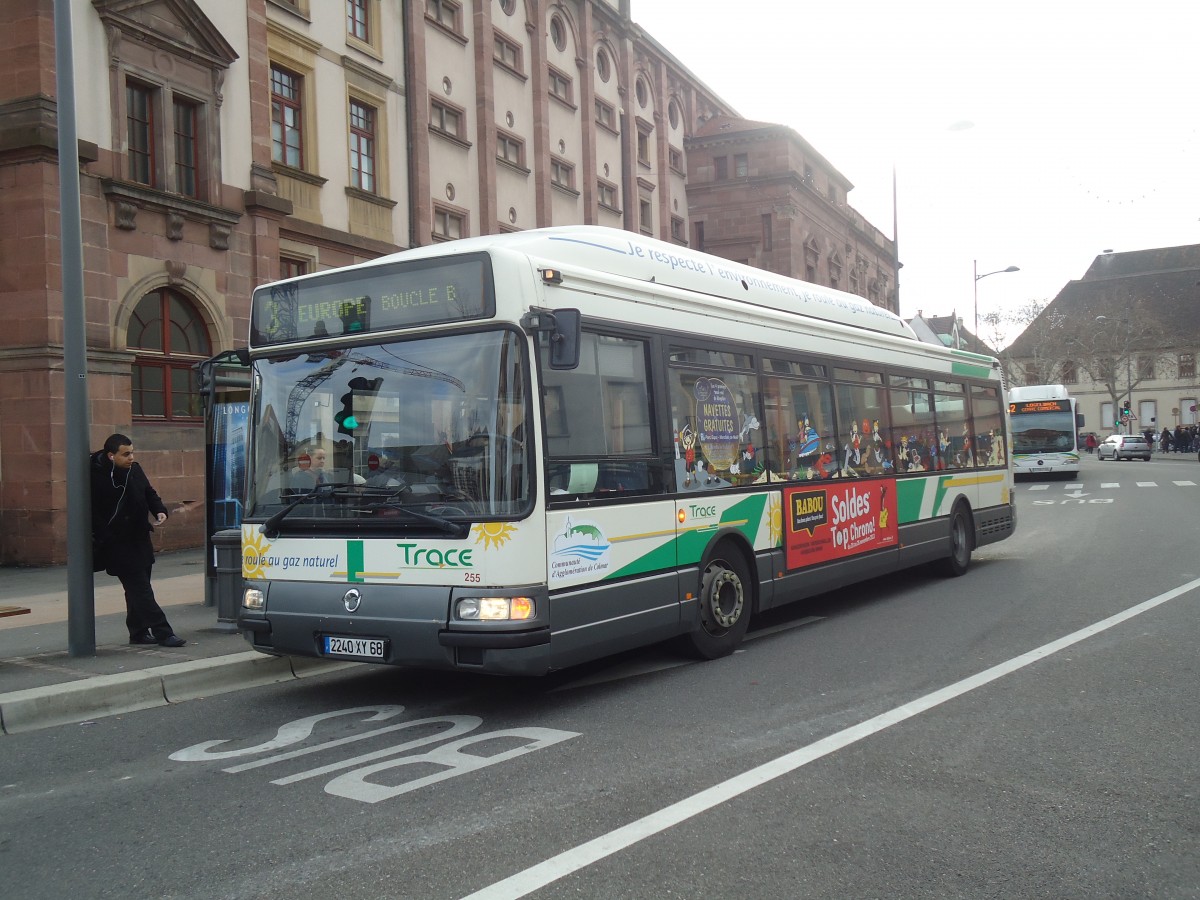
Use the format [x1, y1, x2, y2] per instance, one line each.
[1100, 483, 1120, 488]
[1173, 481, 1197, 487]
[1136, 482, 1158, 487]
[461, 576, 1200, 900]
[1028, 485, 1049, 491]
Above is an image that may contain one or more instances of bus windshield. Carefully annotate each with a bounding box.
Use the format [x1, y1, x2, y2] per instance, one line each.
[245, 329, 528, 526]
[1010, 409, 1076, 453]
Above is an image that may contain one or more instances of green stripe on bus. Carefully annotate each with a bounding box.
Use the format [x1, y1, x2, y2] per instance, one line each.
[951, 361, 992, 378]
[347, 539, 365, 583]
[676, 493, 769, 564]
[895, 479, 927, 523]
[606, 539, 677, 581]
[949, 348, 993, 362]
[721, 493, 767, 541]
[932, 475, 953, 514]
[605, 493, 769, 580]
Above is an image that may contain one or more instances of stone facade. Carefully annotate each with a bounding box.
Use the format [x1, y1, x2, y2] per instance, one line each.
[686, 116, 897, 312]
[0, 0, 897, 565]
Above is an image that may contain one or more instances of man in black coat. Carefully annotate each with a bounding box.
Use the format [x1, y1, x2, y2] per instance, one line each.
[90, 433, 186, 647]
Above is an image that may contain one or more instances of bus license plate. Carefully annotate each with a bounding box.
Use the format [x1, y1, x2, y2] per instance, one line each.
[323, 636, 386, 659]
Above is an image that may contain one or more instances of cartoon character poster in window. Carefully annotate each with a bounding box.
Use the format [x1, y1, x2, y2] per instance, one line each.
[784, 479, 898, 569]
[674, 377, 741, 489]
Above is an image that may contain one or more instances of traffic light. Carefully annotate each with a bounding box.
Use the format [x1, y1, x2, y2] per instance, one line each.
[334, 392, 357, 434]
[335, 376, 383, 434]
[1121, 400, 1131, 416]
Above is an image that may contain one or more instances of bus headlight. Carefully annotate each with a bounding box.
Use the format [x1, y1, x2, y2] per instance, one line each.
[455, 596, 535, 621]
[243, 587, 266, 610]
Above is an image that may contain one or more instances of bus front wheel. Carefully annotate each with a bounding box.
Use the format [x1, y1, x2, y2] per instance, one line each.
[936, 505, 973, 578]
[683, 548, 752, 659]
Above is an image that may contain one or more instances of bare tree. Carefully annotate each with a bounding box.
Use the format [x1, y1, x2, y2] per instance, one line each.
[986, 299, 1049, 386]
[1063, 305, 1176, 430]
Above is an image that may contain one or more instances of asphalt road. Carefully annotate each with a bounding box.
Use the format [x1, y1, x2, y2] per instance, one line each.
[2, 455, 1197, 900]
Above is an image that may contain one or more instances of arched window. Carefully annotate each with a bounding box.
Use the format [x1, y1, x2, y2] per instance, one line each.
[128, 288, 211, 420]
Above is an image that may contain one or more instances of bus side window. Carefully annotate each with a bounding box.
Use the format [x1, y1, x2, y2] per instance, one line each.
[933, 382, 970, 471]
[541, 330, 658, 500]
[567, 463, 598, 494]
[971, 384, 1006, 467]
[762, 374, 836, 482]
[833, 380, 890, 477]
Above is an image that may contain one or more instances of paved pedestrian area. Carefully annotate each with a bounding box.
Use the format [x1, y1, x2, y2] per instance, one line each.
[0, 549, 351, 735]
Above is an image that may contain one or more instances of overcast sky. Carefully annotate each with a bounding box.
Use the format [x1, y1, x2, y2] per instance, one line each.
[633, 0, 1198, 343]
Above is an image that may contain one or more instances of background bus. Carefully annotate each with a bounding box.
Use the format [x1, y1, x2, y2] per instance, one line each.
[1007, 384, 1084, 478]
[237, 226, 1016, 675]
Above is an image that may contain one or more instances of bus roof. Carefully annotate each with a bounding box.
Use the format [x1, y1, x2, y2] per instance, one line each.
[369, 226, 918, 341]
[1007, 384, 1071, 402]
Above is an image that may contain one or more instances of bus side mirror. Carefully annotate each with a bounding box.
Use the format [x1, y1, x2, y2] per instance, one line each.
[522, 308, 581, 370]
[549, 308, 580, 370]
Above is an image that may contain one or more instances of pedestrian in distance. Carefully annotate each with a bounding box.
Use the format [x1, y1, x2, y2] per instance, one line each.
[89, 433, 186, 647]
[1085, 433, 1097, 454]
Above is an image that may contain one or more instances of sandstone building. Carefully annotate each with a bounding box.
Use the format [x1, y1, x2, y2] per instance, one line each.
[0, 0, 897, 564]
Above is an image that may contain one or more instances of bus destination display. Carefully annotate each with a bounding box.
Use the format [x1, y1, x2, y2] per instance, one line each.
[1009, 399, 1071, 414]
[250, 255, 494, 347]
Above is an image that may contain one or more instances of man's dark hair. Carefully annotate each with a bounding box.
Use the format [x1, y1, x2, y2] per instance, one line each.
[103, 433, 133, 455]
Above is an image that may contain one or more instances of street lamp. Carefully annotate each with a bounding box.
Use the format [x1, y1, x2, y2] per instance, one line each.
[973, 261, 1020, 353]
[1096, 314, 1134, 434]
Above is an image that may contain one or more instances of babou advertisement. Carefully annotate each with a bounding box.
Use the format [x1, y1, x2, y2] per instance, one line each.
[784, 480, 898, 569]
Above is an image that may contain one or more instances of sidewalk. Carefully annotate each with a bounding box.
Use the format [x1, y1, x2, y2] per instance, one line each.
[0, 548, 352, 735]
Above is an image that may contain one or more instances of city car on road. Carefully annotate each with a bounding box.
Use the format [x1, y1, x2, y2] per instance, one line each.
[1097, 434, 1152, 461]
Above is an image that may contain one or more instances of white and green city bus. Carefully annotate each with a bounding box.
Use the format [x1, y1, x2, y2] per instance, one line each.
[1007, 383, 1084, 478]
[238, 226, 1016, 674]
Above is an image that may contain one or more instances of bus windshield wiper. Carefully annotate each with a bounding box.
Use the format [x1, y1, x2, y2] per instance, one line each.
[259, 482, 339, 538]
[354, 500, 468, 537]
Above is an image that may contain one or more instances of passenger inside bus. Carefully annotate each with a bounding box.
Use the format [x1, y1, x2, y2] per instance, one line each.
[289, 445, 329, 486]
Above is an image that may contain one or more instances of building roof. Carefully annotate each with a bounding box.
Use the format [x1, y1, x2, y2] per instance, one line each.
[688, 115, 852, 189]
[1007, 244, 1200, 356]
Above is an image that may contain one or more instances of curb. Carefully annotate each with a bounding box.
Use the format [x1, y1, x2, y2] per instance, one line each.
[0, 652, 358, 736]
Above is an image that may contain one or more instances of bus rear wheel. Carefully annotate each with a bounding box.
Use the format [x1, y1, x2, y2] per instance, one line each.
[683, 548, 751, 659]
[936, 505, 973, 578]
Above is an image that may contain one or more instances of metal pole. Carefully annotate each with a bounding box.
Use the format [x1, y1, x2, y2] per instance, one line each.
[892, 165, 900, 314]
[1126, 350, 1133, 436]
[972, 259, 979, 353]
[973, 265, 1020, 355]
[54, 0, 95, 656]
